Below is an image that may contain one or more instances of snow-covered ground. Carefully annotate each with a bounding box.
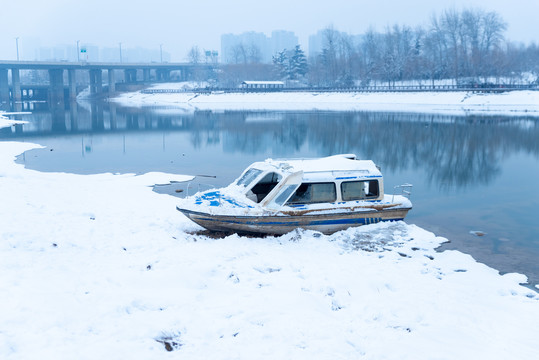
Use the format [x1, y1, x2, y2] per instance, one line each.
[0, 123, 538, 359]
[111, 85, 539, 116]
[0, 113, 27, 127]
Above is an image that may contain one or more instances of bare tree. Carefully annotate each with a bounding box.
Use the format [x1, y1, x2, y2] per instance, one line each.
[247, 43, 262, 64]
[440, 9, 462, 84]
[360, 28, 382, 85]
[229, 43, 247, 64]
[187, 45, 202, 64]
[321, 26, 340, 85]
[216, 7, 534, 88]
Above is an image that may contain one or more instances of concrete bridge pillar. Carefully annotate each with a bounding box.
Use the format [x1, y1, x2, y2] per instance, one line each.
[143, 69, 150, 82]
[12, 69, 21, 103]
[156, 69, 170, 81]
[124, 69, 137, 83]
[89, 69, 103, 95]
[68, 69, 77, 100]
[0, 69, 9, 110]
[48, 69, 65, 106]
[108, 69, 116, 94]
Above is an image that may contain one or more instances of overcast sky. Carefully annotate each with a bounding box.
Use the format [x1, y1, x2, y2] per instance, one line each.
[2, 0, 538, 61]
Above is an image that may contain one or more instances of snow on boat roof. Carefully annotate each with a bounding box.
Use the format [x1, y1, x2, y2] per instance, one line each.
[252, 154, 382, 176]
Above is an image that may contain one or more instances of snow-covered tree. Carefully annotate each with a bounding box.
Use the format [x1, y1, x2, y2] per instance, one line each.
[288, 45, 308, 80]
[272, 50, 288, 79]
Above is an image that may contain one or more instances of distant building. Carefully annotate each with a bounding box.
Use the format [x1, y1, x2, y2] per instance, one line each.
[100, 47, 120, 62]
[81, 45, 99, 62]
[30, 44, 170, 63]
[35, 44, 85, 62]
[52, 47, 66, 61]
[270, 30, 299, 56]
[38, 48, 52, 61]
[308, 30, 326, 59]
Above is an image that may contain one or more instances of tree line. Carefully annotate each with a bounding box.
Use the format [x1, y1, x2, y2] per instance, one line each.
[308, 8, 538, 87]
[187, 8, 539, 88]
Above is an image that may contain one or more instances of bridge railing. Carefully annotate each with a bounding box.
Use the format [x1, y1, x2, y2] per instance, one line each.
[141, 83, 537, 95]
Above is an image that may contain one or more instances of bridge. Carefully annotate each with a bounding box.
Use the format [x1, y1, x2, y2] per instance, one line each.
[0, 60, 215, 109]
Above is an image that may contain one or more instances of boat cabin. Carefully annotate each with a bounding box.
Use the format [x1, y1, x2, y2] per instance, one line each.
[177, 154, 411, 235]
[235, 154, 384, 209]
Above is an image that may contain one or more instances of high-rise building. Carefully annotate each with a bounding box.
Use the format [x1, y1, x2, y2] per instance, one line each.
[270, 30, 299, 55]
[29, 44, 169, 63]
[308, 30, 325, 59]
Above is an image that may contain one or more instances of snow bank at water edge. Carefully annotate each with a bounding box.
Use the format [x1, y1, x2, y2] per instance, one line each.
[111, 87, 539, 117]
[0, 140, 537, 360]
[0, 113, 27, 129]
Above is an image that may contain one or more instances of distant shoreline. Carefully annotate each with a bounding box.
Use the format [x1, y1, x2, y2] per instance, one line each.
[111, 87, 539, 117]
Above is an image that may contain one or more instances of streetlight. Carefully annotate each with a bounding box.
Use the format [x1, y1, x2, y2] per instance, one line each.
[119, 42, 123, 63]
[15, 37, 19, 61]
[77, 40, 80, 62]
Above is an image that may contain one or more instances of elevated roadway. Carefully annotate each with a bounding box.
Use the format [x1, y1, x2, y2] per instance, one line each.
[0, 60, 215, 110]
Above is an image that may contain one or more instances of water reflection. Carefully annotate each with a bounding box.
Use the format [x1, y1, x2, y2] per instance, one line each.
[2, 102, 538, 190]
[2, 101, 539, 287]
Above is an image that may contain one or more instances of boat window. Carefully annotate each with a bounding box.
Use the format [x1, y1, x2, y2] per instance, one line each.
[286, 182, 337, 204]
[248, 172, 282, 203]
[341, 180, 379, 201]
[236, 168, 263, 187]
[273, 185, 299, 207]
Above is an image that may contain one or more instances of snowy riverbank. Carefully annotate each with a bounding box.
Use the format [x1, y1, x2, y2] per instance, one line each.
[0, 127, 538, 359]
[111, 85, 539, 116]
[0, 113, 27, 128]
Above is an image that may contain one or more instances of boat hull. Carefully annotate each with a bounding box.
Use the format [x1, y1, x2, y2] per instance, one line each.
[177, 207, 411, 235]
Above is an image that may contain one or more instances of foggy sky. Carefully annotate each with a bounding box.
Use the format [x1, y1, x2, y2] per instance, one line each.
[2, 0, 538, 62]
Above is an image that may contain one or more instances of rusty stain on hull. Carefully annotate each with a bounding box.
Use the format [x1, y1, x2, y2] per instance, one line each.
[177, 207, 411, 235]
[280, 203, 401, 216]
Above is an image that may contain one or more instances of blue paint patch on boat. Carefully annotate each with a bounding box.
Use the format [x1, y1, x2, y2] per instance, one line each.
[288, 204, 308, 209]
[195, 191, 253, 208]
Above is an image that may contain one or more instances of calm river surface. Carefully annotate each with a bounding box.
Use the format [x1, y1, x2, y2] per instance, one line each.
[2, 101, 538, 287]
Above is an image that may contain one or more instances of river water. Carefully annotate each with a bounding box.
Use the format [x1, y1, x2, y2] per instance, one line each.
[2, 101, 538, 287]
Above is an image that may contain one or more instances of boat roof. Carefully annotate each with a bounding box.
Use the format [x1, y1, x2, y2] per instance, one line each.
[249, 154, 382, 179]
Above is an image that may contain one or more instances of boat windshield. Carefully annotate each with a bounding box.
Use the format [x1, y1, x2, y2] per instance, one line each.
[271, 185, 299, 207]
[236, 168, 263, 187]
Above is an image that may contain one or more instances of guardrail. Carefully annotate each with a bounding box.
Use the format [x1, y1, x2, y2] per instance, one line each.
[141, 84, 537, 95]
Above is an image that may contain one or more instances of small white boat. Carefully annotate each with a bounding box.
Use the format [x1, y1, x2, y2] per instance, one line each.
[176, 154, 412, 235]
